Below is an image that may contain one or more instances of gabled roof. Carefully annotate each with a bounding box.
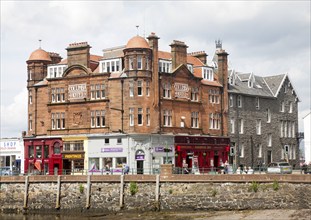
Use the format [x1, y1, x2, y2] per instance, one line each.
[229, 71, 275, 98]
[263, 74, 286, 96]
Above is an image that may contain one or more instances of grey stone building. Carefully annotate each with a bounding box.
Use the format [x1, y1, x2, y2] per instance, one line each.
[227, 70, 300, 169]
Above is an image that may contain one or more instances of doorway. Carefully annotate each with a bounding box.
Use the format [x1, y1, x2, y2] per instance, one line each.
[137, 161, 144, 174]
[267, 150, 272, 165]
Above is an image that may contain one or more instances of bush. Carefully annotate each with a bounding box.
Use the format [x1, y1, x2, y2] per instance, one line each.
[79, 183, 84, 194]
[130, 182, 138, 196]
[168, 189, 173, 194]
[250, 181, 259, 192]
[211, 188, 217, 197]
[272, 180, 279, 191]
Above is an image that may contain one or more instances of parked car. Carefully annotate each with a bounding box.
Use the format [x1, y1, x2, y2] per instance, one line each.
[0, 166, 20, 176]
[266, 162, 292, 174]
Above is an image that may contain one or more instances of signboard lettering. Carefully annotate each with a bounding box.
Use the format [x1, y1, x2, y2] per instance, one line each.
[101, 148, 123, 153]
[68, 84, 87, 100]
[174, 83, 189, 99]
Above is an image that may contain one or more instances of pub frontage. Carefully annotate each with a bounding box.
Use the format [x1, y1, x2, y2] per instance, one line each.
[24, 137, 63, 175]
[174, 135, 230, 173]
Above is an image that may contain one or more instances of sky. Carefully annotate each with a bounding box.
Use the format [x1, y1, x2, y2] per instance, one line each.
[1, 1, 310, 139]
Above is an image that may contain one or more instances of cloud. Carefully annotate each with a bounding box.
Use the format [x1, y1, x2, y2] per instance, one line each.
[0, 88, 27, 138]
[0, 1, 310, 138]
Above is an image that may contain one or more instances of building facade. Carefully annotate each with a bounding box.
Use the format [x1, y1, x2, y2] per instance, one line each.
[0, 138, 24, 174]
[227, 70, 300, 169]
[303, 112, 311, 164]
[24, 33, 230, 174]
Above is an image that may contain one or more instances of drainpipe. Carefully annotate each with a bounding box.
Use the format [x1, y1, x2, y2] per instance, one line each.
[121, 79, 124, 133]
[34, 87, 38, 136]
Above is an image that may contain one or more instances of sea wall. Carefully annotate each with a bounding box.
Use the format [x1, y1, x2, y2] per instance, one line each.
[0, 173, 310, 214]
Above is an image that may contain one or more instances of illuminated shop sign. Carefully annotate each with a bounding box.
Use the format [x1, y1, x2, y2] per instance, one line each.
[174, 83, 189, 99]
[68, 84, 87, 100]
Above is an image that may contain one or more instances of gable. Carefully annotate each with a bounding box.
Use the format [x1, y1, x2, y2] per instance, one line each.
[63, 64, 90, 78]
[172, 64, 202, 80]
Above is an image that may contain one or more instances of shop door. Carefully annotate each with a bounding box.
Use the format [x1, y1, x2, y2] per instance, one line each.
[214, 155, 219, 168]
[137, 161, 144, 174]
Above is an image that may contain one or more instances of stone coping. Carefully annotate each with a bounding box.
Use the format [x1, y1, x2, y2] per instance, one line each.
[1, 174, 310, 183]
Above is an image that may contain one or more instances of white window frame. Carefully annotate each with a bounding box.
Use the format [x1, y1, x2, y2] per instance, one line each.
[240, 144, 245, 158]
[256, 97, 260, 110]
[230, 118, 235, 134]
[268, 134, 272, 147]
[209, 113, 220, 130]
[137, 108, 143, 126]
[267, 108, 271, 123]
[202, 67, 213, 81]
[239, 118, 244, 134]
[256, 119, 261, 135]
[237, 95, 242, 108]
[229, 94, 233, 107]
[258, 144, 262, 158]
[129, 81, 134, 97]
[146, 108, 150, 126]
[29, 114, 33, 131]
[137, 55, 142, 70]
[163, 110, 172, 127]
[163, 83, 171, 99]
[289, 101, 293, 113]
[137, 80, 143, 96]
[191, 87, 199, 102]
[281, 101, 285, 112]
[129, 108, 134, 126]
[191, 112, 199, 128]
[146, 81, 150, 96]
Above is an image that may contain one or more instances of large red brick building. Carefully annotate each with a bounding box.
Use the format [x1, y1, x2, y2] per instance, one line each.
[24, 33, 230, 174]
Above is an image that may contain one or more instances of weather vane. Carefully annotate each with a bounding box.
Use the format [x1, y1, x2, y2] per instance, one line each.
[136, 25, 139, 36]
[39, 39, 42, 49]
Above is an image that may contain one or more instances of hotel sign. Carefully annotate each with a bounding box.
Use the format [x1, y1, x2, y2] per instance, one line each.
[68, 84, 87, 100]
[174, 83, 189, 99]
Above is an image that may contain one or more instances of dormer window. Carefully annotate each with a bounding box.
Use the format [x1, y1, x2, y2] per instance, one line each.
[202, 67, 213, 81]
[248, 79, 253, 88]
[159, 60, 171, 73]
[187, 64, 193, 73]
[100, 58, 122, 73]
[48, 65, 67, 78]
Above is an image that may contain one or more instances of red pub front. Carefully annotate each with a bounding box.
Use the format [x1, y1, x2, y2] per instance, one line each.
[174, 135, 230, 173]
[24, 137, 63, 175]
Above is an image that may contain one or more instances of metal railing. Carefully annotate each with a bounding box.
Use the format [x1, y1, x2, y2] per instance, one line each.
[7, 166, 311, 176]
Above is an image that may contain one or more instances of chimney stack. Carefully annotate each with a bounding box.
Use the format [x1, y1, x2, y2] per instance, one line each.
[66, 42, 91, 68]
[170, 40, 188, 70]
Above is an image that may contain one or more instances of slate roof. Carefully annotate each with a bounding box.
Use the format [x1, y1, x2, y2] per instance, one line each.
[229, 71, 286, 98]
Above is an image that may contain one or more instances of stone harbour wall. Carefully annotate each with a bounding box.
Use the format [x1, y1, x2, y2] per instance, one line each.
[0, 174, 310, 214]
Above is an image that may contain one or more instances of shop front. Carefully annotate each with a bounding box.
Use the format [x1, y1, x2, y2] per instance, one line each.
[0, 138, 24, 174]
[24, 137, 63, 175]
[174, 136, 230, 173]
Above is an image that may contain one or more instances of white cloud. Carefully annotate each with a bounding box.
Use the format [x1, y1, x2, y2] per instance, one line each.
[0, 1, 310, 137]
[0, 88, 27, 138]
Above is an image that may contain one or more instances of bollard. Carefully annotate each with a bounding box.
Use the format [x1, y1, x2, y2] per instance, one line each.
[119, 175, 124, 208]
[55, 175, 61, 209]
[86, 175, 91, 209]
[23, 176, 29, 210]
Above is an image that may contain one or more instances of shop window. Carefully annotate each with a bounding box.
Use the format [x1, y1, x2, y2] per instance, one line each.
[116, 157, 126, 168]
[89, 158, 99, 170]
[35, 146, 42, 158]
[117, 138, 122, 144]
[54, 142, 61, 154]
[103, 157, 112, 170]
[105, 138, 109, 144]
[29, 145, 34, 158]
[44, 145, 49, 158]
